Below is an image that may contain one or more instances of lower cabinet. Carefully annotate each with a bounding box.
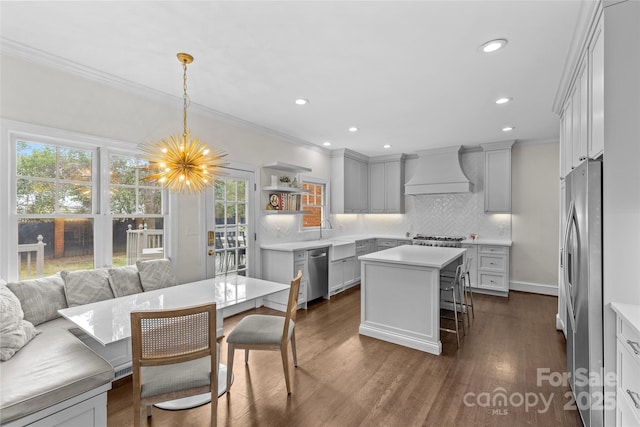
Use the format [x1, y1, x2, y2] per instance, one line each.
[461, 244, 478, 287]
[329, 257, 356, 295]
[462, 244, 510, 296]
[262, 249, 310, 310]
[613, 304, 640, 426]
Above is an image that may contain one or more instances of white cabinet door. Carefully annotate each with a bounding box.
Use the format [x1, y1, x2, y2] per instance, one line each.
[344, 257, 356, 285]
[571, 83, 581, 169]
[357, 160, 369, 212]
[589, 21, 604, 159]
[563, 100, 573, 177]
[578, 59, 589, 164]
[369, 159, 404, 213]
[385, 161, 402, 213]
[343, 157, 358, 213]
[483, 147, 512, 213]
[369, 162, 385, 213]
[329, 259, 344, 293]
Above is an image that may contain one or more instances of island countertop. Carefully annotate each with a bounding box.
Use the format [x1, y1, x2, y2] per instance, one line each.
[358, 245, 466, 269]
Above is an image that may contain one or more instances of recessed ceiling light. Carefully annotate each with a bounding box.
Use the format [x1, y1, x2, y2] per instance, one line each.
[323, 141, 331, 146]
[502, 126, 515, 132]
[383, 144, 391, 149]
[481, 39, 508, 53]
[349, 126, 359, 132]
[495, 97, 512, 104]
[295, 98, 309, 105]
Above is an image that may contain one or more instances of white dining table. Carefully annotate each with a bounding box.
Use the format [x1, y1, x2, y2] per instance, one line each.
[58, 274, 291, 409]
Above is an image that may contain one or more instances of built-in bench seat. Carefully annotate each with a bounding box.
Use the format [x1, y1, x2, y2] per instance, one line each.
[0, 258, 177, 427]
[0, 318, 113, 426]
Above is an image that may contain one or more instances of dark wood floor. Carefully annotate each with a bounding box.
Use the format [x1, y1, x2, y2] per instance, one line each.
[107, 287, 582, 426]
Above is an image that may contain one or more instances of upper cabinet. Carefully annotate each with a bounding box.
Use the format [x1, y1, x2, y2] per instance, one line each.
[481, 141, 514, 213]
[589, 19, 604, 159]
[331, 149, 369, 214]
[558, 8, 604, 179]
[369, 154, 405, 213]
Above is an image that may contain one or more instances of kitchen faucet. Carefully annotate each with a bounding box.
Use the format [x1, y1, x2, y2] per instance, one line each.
[319, 218, 333, 239]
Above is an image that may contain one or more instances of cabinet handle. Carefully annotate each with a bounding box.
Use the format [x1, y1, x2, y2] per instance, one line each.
[627, 389, 640, 409]
[628, 339, 640, 355]
[490, 262, 495, 265]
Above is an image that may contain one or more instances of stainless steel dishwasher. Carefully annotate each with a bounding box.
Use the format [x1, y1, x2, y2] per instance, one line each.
[307, 248, 328, 301]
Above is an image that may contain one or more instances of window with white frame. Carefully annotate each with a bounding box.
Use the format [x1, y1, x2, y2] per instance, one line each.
[8, 127, 168, 281]
[301, 179, 326, 229]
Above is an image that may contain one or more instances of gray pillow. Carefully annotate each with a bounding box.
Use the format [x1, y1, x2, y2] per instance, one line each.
[107, 265, 143, 297]
[61, 268, 114, 307]
[1, 285, 40, 361]
[136, 258, 177, 292]
[6, 275, 68, 326]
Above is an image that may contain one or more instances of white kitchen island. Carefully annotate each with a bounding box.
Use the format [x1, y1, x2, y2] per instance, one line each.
[358, 245, 466, 355]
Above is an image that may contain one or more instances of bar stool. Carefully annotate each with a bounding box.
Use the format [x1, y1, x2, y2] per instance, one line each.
[440, 264, 465, 348]
[461, 257, 475, 323]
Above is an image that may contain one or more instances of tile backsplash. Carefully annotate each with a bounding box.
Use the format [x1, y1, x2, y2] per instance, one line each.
[259, 150, 511, 244]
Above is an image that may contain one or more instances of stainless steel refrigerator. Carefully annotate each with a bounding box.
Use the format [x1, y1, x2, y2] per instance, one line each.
[562, 159, 603, 427]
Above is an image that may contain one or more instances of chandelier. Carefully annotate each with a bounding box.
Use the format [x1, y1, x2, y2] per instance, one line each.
[141, 53, 227, 194]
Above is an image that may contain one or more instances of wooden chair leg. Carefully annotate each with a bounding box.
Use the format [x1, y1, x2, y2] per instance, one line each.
[281, 344, 291, 394]
[226, 344, 235, 392]
[291, 331, 298, 367]
[244, 349, 249, 363]
[211, 378, 217, 427]
[146, 405, 152, 417]
[133, 398, 141, 427]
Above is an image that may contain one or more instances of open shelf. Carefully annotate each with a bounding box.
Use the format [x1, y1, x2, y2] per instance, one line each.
[262, 185, 310, 193]
[262, 161, 312, 173]
[263, 210, 312, 215]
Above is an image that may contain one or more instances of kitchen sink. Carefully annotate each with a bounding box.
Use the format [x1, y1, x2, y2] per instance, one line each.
[330, 239, 356, 260]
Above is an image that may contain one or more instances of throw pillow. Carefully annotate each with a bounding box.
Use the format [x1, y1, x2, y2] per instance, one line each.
[61, 268, 114, 307]
[137, 258, 177, 292]
[107, 265, 143, 297]
[6, 274, 68, 326]
[0, 285, 40, 361]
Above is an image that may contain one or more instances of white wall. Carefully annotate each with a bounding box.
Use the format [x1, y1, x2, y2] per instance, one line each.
[511, 142, 560, 287]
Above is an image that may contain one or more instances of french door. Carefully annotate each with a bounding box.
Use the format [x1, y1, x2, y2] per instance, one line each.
[205, 168, 255, 278]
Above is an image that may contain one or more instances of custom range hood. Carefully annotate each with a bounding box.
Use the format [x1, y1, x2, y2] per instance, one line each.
[405, 146, 472, 195]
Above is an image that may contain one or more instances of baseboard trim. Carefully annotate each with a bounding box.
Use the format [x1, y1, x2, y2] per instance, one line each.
[510, 280, 558, 296]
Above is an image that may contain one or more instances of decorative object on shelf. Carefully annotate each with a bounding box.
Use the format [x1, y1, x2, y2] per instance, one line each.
[279, 176, 290, 187]
[291, 176, 298, 188]
[140, 52, 227, 194]
[266, 193, 301, 211]
[271, 175, 279, 186]
[267, 194, 280, 210]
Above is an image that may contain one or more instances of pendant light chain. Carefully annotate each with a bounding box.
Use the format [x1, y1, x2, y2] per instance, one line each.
[182, 59, 191, 142]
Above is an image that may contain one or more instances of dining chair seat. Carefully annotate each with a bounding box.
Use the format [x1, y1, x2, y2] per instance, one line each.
[227, 315, 294, 346]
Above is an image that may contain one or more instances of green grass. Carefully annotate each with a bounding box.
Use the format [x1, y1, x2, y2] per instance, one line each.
[20, 253, 128, 279]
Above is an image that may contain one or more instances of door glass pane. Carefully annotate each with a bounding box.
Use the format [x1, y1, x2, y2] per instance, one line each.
[213, 176, 249, 276]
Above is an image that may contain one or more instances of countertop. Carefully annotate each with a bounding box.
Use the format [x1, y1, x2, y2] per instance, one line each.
[611, 302, 640, 337]
[461, 238, 512, 246]
[261, 235, 511, 251]
[261, 234, 411, 251]
[358, 245, 466, 269]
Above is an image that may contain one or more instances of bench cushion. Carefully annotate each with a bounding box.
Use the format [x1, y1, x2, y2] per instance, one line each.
[137, 258, 177, 291]
[0, 318, 114, 424]
[0, 285, 39, 361]
[107, 265, 143, 297]
[6, 275, 67, 326]
[62, 268, 114, 307]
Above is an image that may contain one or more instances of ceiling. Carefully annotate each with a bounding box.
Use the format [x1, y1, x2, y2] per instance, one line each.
[0, 1, 585, 156]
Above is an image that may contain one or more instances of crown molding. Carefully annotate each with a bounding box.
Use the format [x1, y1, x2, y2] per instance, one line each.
[0, 37, 327, 154]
